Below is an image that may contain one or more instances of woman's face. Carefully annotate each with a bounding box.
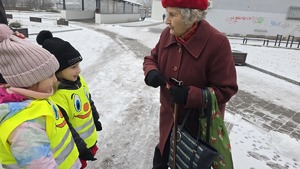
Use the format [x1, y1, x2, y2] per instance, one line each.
[29, 74, 57, 93]
[57, 62, 81, 82]
[165, 7, 190, 37]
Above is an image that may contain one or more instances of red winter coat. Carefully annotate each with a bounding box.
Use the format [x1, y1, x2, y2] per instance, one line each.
[143, 20, 238, 154]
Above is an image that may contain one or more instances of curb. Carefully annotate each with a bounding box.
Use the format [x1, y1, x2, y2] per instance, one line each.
[246, 63, 300, 86]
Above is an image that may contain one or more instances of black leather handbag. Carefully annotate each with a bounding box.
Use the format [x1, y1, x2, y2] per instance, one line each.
[168, 89, 220, 169]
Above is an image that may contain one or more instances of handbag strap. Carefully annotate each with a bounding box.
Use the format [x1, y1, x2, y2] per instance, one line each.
[179, 88, 212, 144]
[178, 109, 190, 131]
[204, 88, 212, 143]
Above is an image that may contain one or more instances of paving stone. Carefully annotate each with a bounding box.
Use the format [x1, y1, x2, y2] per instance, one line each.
[227, 89, 299, 141]
[291, 113, 300, 123]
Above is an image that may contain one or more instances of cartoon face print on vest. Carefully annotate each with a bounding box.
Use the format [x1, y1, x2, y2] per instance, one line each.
[71, 93, 91, 119]
[47, 99, 67, 128]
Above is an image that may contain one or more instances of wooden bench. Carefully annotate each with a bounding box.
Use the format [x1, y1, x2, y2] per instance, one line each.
[242, 34, 300, 48]
[242, 37, 270, 46]
[29, 17, 42, 22]
[12, 28, 29, 38]
[57, 19, 69, 26]
[232, 50, 247, 66]
[285, 41, 300, 48]
[6, 14, 13, 19]
[284, 35, 300, 48]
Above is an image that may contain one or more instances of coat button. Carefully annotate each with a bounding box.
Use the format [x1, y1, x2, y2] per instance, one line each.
[173, 66, 178, 71]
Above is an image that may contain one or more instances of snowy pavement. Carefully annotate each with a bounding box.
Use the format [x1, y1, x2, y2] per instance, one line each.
[2, 10, 300, 169]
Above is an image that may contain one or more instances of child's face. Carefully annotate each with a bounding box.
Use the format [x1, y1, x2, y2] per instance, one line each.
[29, 74, 57, 93]
[58, 62, 81, 82]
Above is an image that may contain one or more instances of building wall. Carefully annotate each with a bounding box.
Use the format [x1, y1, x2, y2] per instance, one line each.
[61, 0, 95, 11]
[212, 0, 296, 13]
[95, 13, 141, 24]
[151, 0, 165, 22]
[61, 10, 95, 20]
[206, 9, 300, 37]
[59, 0, 143, 23]
[151, 0, 300, 37]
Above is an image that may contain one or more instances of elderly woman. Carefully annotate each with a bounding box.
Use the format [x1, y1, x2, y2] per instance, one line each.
[143, 0, 238, 168]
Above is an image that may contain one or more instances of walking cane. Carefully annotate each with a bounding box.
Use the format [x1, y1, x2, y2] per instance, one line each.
[169, 78, 183, 169]
[173, 102, 178, 169]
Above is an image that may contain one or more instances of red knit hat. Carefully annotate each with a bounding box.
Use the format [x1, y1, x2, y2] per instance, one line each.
[162, 0, 208, 10]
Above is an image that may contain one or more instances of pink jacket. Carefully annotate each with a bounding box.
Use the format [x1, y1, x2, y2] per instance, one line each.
[0, 87, 81, 169]
[0, 87, 25, 103]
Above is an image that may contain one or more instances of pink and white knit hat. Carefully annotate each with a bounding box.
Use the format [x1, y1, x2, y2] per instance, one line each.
[0, 24, 59, 87]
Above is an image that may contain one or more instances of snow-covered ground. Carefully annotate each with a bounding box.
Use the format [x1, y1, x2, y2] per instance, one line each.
[1, 11, 300, 169]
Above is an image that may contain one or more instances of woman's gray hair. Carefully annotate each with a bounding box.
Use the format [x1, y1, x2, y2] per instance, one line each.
[179, 8, 207, 25]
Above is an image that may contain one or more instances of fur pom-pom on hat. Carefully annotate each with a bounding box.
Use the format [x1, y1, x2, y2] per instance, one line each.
[36, 30, 53, 45]
[161, 0, 208, 10]
[0, 24, 13, 42]
[36, 30, 83, 72]
[0, 24, 59, 88]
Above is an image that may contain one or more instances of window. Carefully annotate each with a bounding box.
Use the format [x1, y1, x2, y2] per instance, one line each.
[287, 6, 300, 20]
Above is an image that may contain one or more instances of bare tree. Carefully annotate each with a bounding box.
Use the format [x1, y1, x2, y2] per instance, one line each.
[136, 0, 152, 16]
[3, 0, 18, 8]
[4, 0, 53, 10]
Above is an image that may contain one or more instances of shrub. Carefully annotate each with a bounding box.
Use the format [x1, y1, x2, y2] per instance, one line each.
[46, 9, 60, 13]
[9, 21, 22, 28]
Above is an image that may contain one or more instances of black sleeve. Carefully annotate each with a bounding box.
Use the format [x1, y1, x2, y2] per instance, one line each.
[89, 93, 102, 131]
[57, 105, 89, 154]
[0, 0, 8, 25]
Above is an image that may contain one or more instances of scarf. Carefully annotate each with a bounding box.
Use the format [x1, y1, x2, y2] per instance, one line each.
[175, 22, 198, 45]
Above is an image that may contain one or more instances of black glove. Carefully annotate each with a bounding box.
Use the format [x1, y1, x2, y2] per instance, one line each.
[169, 86, 189, 104]
[79, 148, 97, 161]
[94, 120, 102, 131]
[145, 70, 166, 88]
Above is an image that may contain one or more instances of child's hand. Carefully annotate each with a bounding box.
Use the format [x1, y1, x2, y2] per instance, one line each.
[79, 148, 97, 161]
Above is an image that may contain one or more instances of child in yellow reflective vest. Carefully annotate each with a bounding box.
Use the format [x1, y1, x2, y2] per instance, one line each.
[0, 24, 81, 169]
[36, 30, 102, 169]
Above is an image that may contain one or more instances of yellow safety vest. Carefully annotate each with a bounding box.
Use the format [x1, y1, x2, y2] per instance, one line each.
[0, 99, 79, 169]
[51, 77, 97, 148]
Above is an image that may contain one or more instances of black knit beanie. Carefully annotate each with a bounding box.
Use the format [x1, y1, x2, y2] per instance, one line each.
[36, 30, 83, 73]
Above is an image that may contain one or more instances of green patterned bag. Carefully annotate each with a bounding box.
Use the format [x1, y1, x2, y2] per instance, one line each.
[200, 88, 234, 169]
